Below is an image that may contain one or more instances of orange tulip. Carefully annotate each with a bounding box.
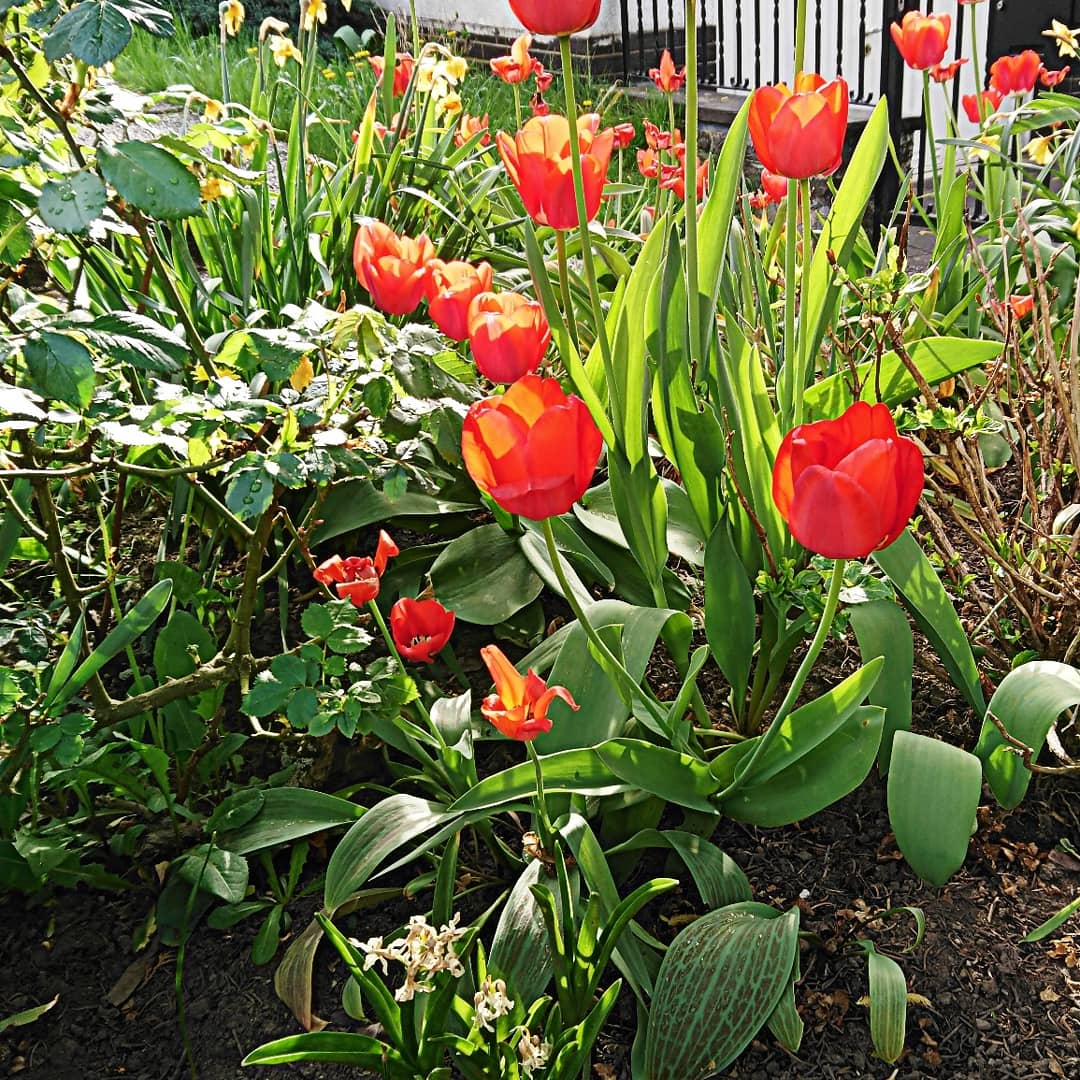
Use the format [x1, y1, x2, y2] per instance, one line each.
[508, 0, 601, 37]
[649, 49, 686, 93]
[426, 259, 494, 341]
[889, 11, 951, 71]
[497, 113, 614, 231]
[455, 112, 491, 147]
[467, 292, 551, 383]
[353, 221, 435, 315]
[369, 53, 415, 97]
[480, 644, 578, 741]
[462, 374, 603, 520]
[989, 50, 1044, 95]
[490, 32, 542, 84]
[748, 73, 848, 180]
[961, 88, 1004, 123]
[660, 152, 708, 202]
[929, 58, 967, 83]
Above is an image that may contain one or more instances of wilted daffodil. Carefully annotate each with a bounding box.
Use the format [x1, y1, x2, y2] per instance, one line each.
[269, 34, 302, 67]
[220, 0, 245, 36]
[1043, 19, 1080, 59]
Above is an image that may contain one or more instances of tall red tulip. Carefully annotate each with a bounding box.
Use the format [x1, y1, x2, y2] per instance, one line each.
[889, 11, 951, 71]
[313, 531, 399, 607]
[490, 32, 542, 84]
[467, 292, 551, 383]
[748, 73, 849, 179]
[426, 259, 494, 341]
[989, 51, 1044, 95]
[961, 88, 1003, 123]
[390, 598, 456, 663]
[462, 374, 603, 520]
[496, 113, 614, 230]
[649, 49, 686, 93]
[772, 402, 923, 559]
[508, 0, 601, 37]
[353, 221, 435, 315]
[612, 122, 636, 150]
[479, 644, 578, 741]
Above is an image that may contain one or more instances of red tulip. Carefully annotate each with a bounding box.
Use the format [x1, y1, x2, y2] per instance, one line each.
[508, 0, 601, 37]
[643, 119, 680, 150]
[530, 93, 551, 117]
[748, 73, 849, 179]
[479, 644, 578, 741]
[761, 169, 789, 202]
[649, 49, 686, 93]
[462, 374, 603, 520]
[390, 598, 456, 663]
[369, 53, 415, 97]
[1040, 66, 1070, 88]
[659, 153, 708, 202]
[313, 531, 398, 607]
[497, 113, 614, 231]
[353, 221, 435, 315]
[490, 32, 542, 84]
[929, 58, 967, 83]
[961, 88, 1004, 123]
[772, 402, 924, 559]
[990, 293, 1034, 321]
[890, 11, 951, 71]
[989, 51, 1043, 96]
[637, 147, 660, 180]
[612, 122, 636, 149]
[468, 292, 551, 383]
[535, 67, 554, 92]
[456, 112, 491, 147]
[426, 259, 494, 341]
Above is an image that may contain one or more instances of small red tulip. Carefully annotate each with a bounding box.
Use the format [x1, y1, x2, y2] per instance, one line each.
[462, 374, 603, 520]
[649, 49, 686, 94]
[467, 292, 551, 383]
[479, 644, 578, 741]
[426, 259, 494, 341]
[643, 119, 680, 150]
[1040, 66, 1070, 88]
[369, 53, 415, 97]
[497, 113, 615, 231]
[456, 112, 491, 147]
[961, 88, 1004, 123]
[748, 73, 849, 179]
[530, 93, 551, 117]
[353, 221, 435, 315]
[761, 169, 789, 202]
[890, 11, 951, 71]
[490, 33, 542, 85]
[312, 530, 397, 607]
[772, 402, 924, 559]
[637, 147, 660, 180]
[508, 0, 601, 37]
[989, 51, 1044, 96]
[929, 58, 967, 83]
[659, 153, 708, 202]
[390, 598, 456, 663]
[535, 67, 554, 93]
[612, 122, 636, 150]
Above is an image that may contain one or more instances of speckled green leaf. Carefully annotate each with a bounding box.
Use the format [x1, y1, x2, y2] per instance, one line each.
[38, 171, 106, 234]
[98, 141, 201, 220]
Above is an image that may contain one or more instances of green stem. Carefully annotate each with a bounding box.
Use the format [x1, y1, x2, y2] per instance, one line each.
[526, 741, 554, 852]
[795, 177, 813, 426]
[439, 643, 471, 690]
[922, 73, 941, 214]
[969, 12, 985, 122]
[795, 0, 808, 74]
[780, 184, 798, 428]
[558, 34, 621, 423]
[541, 519, 666, 729]
[684, 0, 702, 370]
[717, 558, 846, 801]
[554, 230, 581, 356]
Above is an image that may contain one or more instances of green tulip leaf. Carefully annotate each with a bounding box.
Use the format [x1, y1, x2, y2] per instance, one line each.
[242, 1032, 405, 1068]
[594, 740, 720, 815]
[857, 941, 909, 1063]
[704, 517, 757, 711]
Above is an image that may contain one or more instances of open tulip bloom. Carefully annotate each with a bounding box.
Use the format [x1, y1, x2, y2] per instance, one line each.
[390, 598, 456, 664]
[772, 402, 924, 561]
[353, 221, 435, 316]
[313, 530, 400, 607]
[480, 644, 578, 741]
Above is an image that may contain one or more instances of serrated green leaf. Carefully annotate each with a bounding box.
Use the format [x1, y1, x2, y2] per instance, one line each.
[300, 603, 334, 640]
[45, 2, 132, 66]
[241, 674, 291, 718]
[286, 687, 319, 728]
[98, 141, 201, 220]
[22, 332, 95, 410]
[37, 171, 106, 233]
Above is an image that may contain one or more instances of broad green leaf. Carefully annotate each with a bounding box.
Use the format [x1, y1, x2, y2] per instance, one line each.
[175, 844, 248, 904]
[605, 829, 751, 909]
[489, 859, 560, 1002]
[857, 941, 908, 1063]
[242, 1032, 404, 1068]
[22, 332, 95, 410]
[448, 749, 628, 815]
[595, 740, 720, 814]
[324, 794, 453, 911]
[216, 788, 363, 854]
[722, 706, 885, 827]
[82, 311, 189, 372]
[153, 610, 214, 682]
[644, 904, 800, 1080]
[45, 2, 132, 65]
[704, 518, 755, 710]
[37, 171, 107, 233]
[887, 731, 981, 886]
[311, 479, 472, 544]
[47, 579, 172, 709]
[873, 529, 985, 715]
[43, 615, 84, 706]
[803, 339, 1002, 419]
[974, 661, 1080, 810]
[429, 523, 543, 624]
[849, 599, 913, 773]
[98, 141, 201, 220]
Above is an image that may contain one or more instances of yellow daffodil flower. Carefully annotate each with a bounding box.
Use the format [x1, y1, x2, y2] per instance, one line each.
[270, 34, 302, 67]
[440, 91, 463, 116]
[220, 0, 245, 37]
[1025, 133, 1057, 165]
[203, 98, 225, 122]
[302, 0, 326, 32]
[200, 176, 236, 202]
[443, 55, 468, 83]
[259, 16, 289, 42]
[1043, 19, 1080, 59]
[973, 133, 1000, 162]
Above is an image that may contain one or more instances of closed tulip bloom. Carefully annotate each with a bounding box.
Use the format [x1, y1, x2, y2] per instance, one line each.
[508, 0, 601, 37]
[426, 260, 494, 341]
[772, 402, 924, 559]
[468, 292, 551, 383]
[353, 221, 435, 315]
[369, 53, 415, 97]
[649, 49, 686, 93]
[612, 122, 636, 149]
[462, 374, 603, 520]
[748, 73, 849, 179]
[490, 32, 542, 84]
[497, 113, 614, 230]
[961, 87, 1004, 123]
[390, 598, 456, 663]
[989, 50, 1044, 95]
[889, 11, 951, 71]
[480, 644, 578, 741]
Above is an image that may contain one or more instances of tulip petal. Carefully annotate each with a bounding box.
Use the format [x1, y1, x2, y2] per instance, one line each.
[481, 645, 527, 709]
[787, 464, 887, 559]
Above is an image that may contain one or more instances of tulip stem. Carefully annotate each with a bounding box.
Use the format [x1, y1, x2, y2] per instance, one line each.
[684, 0, 702, 372]
[795, 0, 808, 74]
[541, 518, 668, 731]
[922, 73, 941, 214]
[558, 34, 621, 424]
[526, 740, 555, 853]
[716, 557, 846, 803]
[780, 183, 798, 429]
[796, 177, 813, 427]
[554, 230, 581, 356]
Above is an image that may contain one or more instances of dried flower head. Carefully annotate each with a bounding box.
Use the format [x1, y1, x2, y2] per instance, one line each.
[473, 975, 514, 1031]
